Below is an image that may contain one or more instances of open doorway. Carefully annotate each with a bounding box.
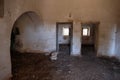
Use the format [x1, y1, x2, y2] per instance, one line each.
[56, 22, 73, 54]
[81, 23, 99, 56]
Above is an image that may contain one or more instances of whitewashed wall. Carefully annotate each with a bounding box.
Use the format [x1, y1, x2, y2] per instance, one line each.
[0, 0, 120, 80]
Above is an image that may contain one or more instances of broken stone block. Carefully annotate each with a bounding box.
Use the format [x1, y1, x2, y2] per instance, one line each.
[50, 51, 58, 60]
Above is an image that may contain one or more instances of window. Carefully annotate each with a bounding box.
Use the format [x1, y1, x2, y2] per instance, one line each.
[82, 27, 90, 36]
[83, 28, 88, 36]
[63, 27, 69, 36]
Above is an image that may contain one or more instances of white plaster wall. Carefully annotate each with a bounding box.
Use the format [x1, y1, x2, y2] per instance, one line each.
[98, 23, 117, 57]
[14, 13, 56, 53]
[71, 22, 81, 56]
[36, 0, 120, 56]
[0, 0, 38, 80]
[0, 0, 120, 80]
[115, 21, 120, 60]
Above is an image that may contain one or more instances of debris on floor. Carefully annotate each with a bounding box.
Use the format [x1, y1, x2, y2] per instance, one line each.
[50, 51, 58, 61]
[11, 51, 120, 80]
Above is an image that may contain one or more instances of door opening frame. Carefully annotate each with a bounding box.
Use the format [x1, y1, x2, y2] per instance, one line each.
[81, 22, 100, 55]
[56, 22, 73, 54]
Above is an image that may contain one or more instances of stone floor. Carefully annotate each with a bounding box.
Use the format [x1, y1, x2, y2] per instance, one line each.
[11, 48, 120, 80]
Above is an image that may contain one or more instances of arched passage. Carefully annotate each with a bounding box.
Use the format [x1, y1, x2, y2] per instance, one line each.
[10, 11, 46, 78]
[10, 11, 43, 53]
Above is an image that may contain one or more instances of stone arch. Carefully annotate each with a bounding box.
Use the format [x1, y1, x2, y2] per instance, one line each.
[10, 11, 44, 75]
[10, 11, 42, 52]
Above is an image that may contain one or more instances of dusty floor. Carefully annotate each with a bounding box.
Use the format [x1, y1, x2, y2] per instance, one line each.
[11, 48, 120, 80]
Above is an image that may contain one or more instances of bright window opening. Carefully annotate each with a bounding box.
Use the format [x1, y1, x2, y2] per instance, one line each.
[82, 28, 90, 36]
[83, 28, 88, 36]
[63, 27, 69, 36]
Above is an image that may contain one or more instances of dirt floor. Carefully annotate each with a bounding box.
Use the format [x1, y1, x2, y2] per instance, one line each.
[11, 49, 120, 80]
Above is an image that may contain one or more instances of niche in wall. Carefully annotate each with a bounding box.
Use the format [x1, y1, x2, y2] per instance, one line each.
[0, 0, 4, 17]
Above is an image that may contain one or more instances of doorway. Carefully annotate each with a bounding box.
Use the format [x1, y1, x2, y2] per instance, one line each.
[56, 22, 73, 54]
[81, 23, 99, 56]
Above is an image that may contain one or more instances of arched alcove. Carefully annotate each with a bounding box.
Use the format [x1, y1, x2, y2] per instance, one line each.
[10, 11, 45, 76]
[10, 11, 44, 53]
